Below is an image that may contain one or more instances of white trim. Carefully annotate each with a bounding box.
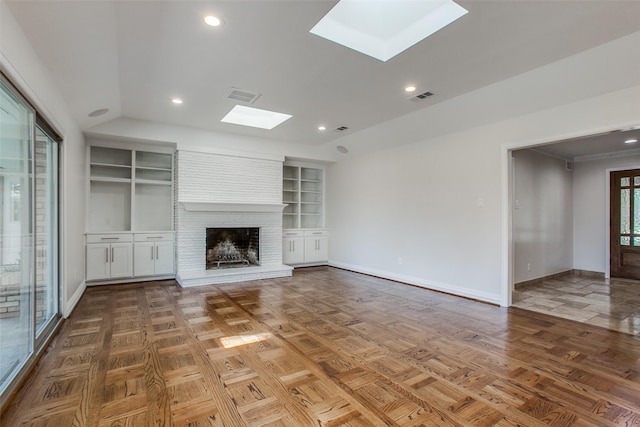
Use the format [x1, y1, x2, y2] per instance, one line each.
[180, 202, 287, 213]
[500, 146, 513, 307]
[63, 280, 85, 318]
[179, 148, 284, 163]
[329, 261, 502, 305]
[575, 148, 640, 163]
[86, 136, 176, 153]
[85, 274, 175, 286]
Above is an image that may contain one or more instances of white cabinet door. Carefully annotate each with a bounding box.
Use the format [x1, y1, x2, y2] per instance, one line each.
[134, 240, 173, 277]
[110, 243, 132, 278]
[134, 242, 155, 277]
[283, 237, 304, 265]
[304, 236, 328, 263]
[86, 243, 110, 281]
[314, 236, 329, 262]
[154, 241, 174, 275]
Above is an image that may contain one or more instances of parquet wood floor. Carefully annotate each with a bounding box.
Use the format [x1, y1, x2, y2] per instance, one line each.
[3, 266, 640, 426]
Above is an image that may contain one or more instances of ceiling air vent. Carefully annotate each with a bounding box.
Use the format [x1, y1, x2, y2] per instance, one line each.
[335, 126, 349, 132]
[226, 88, 262, 104]
[409, 91, 434, 102]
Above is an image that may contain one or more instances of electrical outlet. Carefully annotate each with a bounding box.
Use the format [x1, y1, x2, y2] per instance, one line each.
[527, 263, 532, 271]
[397, 257, 403, 265]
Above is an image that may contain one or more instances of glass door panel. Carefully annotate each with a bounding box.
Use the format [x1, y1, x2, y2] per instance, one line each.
[0, 79, 34, 393]
[34, 127, 58, 335]
[611, 169, 640, 279]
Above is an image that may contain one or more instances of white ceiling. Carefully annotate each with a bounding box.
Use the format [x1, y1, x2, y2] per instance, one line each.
[533, 128, 640, 161]
[6, 1, 640, 156]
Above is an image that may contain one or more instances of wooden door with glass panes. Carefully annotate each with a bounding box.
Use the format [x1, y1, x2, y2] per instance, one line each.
[611, 169, 640, 279]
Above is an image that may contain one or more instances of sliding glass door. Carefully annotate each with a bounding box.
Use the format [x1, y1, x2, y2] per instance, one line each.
[0, 75, 60, 399]
[0, 78, 34, 392]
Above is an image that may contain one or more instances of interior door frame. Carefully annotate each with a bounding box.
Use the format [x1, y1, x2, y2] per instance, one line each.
[605, 165, 640, 279]
[500, 122, 640, 307]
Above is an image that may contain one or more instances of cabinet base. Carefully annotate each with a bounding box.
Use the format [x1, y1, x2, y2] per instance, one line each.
[288, 261, 329, 268]
[86, 275, 175, 286]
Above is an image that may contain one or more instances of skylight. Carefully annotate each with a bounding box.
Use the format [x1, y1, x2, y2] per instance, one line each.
[221, 105, 292, 130]
[310, 0, 468, 62]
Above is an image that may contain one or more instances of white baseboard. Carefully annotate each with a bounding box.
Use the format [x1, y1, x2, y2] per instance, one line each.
[329, 260, 502, 305]
[63, 280, 86, 318]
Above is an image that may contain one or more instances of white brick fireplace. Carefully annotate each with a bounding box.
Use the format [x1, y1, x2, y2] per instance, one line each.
[174, 150, 292, 286]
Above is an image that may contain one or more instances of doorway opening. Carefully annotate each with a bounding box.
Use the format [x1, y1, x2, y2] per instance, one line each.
[503, 126, 640, 306]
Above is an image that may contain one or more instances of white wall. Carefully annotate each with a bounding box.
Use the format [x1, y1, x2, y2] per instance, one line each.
[1, 0, 86, 316]
[573, 153, 640, 273]
[327, 128, 505, 303]
[326, 29, 640, 305]
[327, 83, 640, 304]
[512, 150, 573, 283]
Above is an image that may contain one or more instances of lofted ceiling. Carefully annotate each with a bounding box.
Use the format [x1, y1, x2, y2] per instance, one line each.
[6, 1, 640, 156]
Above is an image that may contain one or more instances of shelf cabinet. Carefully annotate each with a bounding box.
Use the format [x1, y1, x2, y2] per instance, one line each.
[133, 234, 174, 277]
[282, 164, 327, 266]
[88, 145, 173, 232]
[282, 229, 328, 266]
[85, 234, 133, 281]
[303, 230, 329, 263]
[283, 230, 305, 265]
[283, 165, 324, 229]
[86, 144, 175, 283]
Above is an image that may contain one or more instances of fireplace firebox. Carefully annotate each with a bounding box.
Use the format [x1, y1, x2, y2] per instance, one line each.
[206, 227, 260, 269]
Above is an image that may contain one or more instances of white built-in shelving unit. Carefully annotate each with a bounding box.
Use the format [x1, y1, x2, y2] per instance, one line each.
[282, 163, 328, 266]
[283, 165, 324, 229]
[86, 144, 175, 283]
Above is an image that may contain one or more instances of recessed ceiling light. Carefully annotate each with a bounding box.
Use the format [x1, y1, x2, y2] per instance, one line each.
[88, 108, 109, 117]
[310, 0, 468, 62]
[171, 98, 183, 104]
[625, 138, 638, 144]
[337, 145, 349, 154]
[318, 126, 326, 131]
[405, 86, 416, 93]
[204, 15, 222, 27]
[221, 105, 292, 130]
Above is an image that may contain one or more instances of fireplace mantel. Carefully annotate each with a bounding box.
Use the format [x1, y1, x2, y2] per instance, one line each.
[180, 202, 287, 213]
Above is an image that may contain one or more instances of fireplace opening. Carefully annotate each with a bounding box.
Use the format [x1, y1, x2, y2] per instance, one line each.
[206, 227, 260, 269]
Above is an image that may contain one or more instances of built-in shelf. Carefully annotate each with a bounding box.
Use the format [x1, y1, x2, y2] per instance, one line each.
[86, 144, 175, 285]
[88, 145, 174, 232]
[90, 177, 131, 183]
[135, 179, 172, 186]
[282, 164, 324, 229]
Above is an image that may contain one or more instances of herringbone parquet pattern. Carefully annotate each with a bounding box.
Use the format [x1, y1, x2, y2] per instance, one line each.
[3, 267, 640, 426]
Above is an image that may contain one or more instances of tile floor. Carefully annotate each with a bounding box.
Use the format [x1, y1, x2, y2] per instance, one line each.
[512, 272, 640, 336]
